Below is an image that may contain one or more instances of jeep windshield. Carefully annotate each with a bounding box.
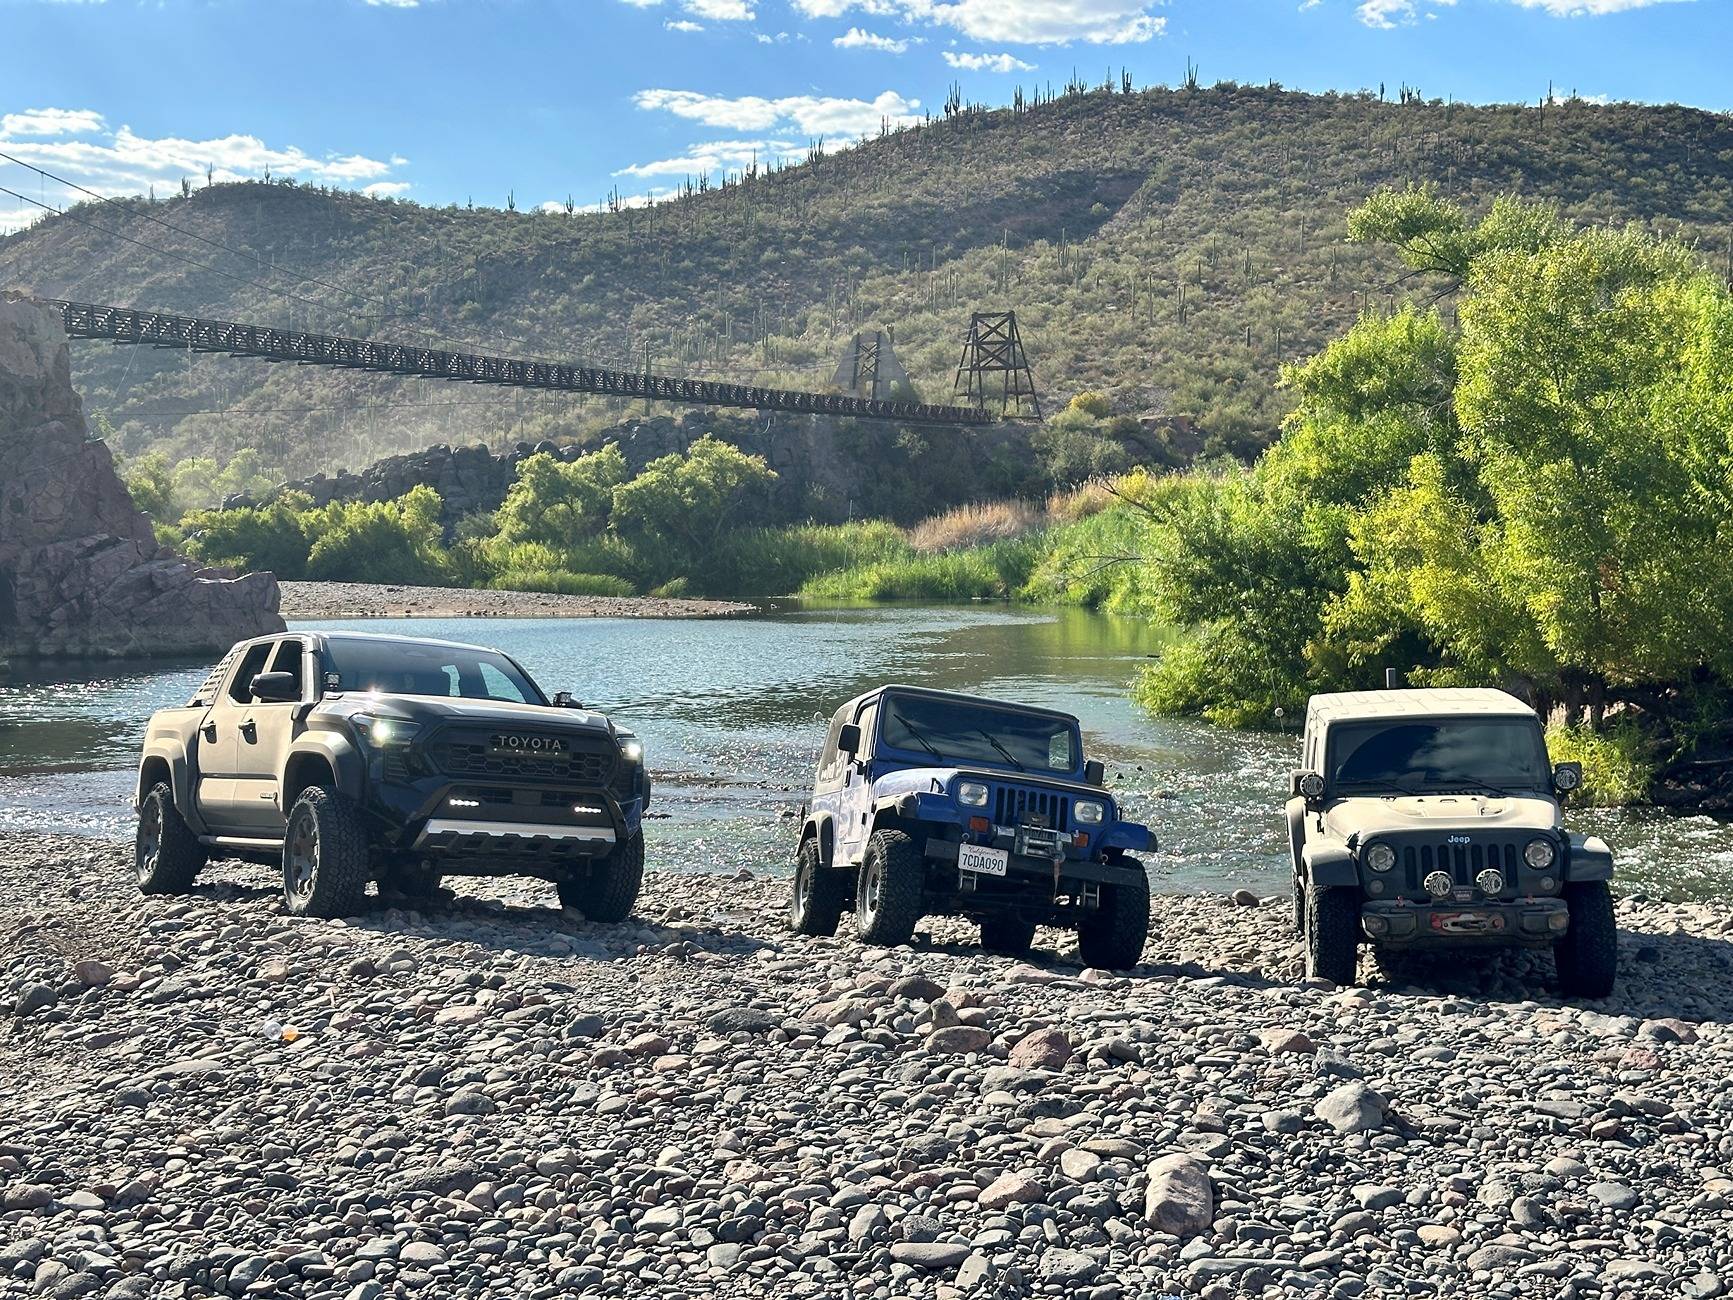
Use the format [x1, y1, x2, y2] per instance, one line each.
[880, 694, 1077, 774]
[1328, 718, 1550, 795]
[320, 638, 546, 705]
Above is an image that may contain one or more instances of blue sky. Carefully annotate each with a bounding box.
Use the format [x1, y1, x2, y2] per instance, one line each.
[0, 0, 1727, 233]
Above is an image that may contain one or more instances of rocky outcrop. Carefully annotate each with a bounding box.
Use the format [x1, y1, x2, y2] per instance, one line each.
[0, 294, 282, 660]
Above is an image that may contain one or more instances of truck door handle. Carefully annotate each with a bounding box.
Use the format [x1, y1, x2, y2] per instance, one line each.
[200, 723, 217, 742]
[240, 720, 257, 742]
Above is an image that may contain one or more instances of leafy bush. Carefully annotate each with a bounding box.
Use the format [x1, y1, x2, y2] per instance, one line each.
[493, 446, 626, 549]
[181, 493, 313, 578]
[491, 569, 635, 598]
[1545, 722, 1656, 806]
[303, 486, 452, 586]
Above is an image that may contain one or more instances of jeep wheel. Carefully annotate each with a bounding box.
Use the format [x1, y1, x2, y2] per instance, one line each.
[1077, 859, 1149, 971]
[558, 831, 645, 923]
[1304, 886, 1360, 986]
[789, 838, 847, 937]
[282, 786, 371, 919]
[1555, 881, 1617, 999]
[980, 914, 1037, 957]
[855, 829, 924, 947]
[1291, 873, 1306, 936]
[136, 781, 205, 895]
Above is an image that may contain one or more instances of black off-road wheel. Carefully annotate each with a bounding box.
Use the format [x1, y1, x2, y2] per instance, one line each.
[135, 781, 206, 895]
[1078, 859, 1150, 970]
[1555, 881, 1617, 999]
[282, 786, 371, 919]
[854, 829, 925, 947]
[1291, 872, 1306, 936]
[789, 837, 848, 937]
[558, 830, 645, 923]
[980, 913, 1038, 957]
[1304, 885, 1361, 986]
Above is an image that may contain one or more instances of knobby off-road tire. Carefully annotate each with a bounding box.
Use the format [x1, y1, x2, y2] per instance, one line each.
[282, 786, 371, 919]
[980, 913, 1038, 957]
[136, 781, 206, 895]
[1291, 873, 1306, 936]
[558, 830, 645, 923]
[854, 829, 925, 947]
[1555, 880, 1617, 999]
[789, 837, 848, 937]
[1305, 885, 1361, 986]
[1077, 858, 1150, 971]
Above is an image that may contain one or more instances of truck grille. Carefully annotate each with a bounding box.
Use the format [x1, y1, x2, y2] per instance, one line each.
[994, 786, 1072, 833]
[1399, 841, 1522, 892]
[427, 730, 615, 784]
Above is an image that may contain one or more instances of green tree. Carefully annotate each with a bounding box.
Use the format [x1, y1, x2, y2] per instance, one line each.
[304, 486, 452, 586]
[493, 445, 628, 551]
[181, 492, 313, 578]
[611, 437, 777, 580]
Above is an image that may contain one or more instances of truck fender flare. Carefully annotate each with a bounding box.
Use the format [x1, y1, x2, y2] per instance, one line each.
[1300, 841, 1358, 889]
[282, 735, 366, 805]
[1565, 833, 1615, 882]
[1285, 797, 1308, 874]
[801, 815, 836, 867]
[139, 740, 206, 836]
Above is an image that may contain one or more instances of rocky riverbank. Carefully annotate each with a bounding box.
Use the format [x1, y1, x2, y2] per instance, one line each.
[4, 832, 1733, 1299]
[277, 582, 752, 621]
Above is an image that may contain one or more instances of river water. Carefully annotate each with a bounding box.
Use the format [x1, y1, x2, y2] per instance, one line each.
[2, 604, 1730, 898]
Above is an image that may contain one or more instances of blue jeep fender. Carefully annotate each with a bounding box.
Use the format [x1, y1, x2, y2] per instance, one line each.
[800, 815, 838, 866]
[1102, 824, 1154, 854]
[1565, 833, 1615, 882]
[1301, 841, 1359, 888]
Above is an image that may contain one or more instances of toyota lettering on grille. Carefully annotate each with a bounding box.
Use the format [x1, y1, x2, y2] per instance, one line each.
[489, 733, 566, 757]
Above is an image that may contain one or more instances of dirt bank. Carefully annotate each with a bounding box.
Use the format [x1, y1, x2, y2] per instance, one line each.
[277, 581, 753, 621]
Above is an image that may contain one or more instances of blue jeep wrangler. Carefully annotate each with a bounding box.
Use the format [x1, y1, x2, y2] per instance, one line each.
[791, 685, 1155, 968]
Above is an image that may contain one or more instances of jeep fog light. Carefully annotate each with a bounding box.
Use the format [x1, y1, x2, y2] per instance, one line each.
[1475, 868, 1505, 895]
[1074, 800, 1106, 825]
[956, 781, 989, 807]
[1366, 843, 1396, 873]
[1524, 838, 1556, 870]
[1549, 911, 1570, 931]
[1423, 870, 1453, 899]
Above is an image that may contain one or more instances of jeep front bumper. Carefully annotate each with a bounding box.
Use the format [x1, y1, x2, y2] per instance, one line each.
[923, 837, 1145, 887]
[1361, 898, 1569, 946]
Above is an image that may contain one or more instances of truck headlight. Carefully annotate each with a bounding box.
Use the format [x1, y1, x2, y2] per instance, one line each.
[1365, 843, 1396, 873]
[620, 738, 644, 764]
[1524, 839, 1556, 870]
[956, 781, 989, 807]
[1073, 800, 1106, 825]
[354, 714, 420, 747]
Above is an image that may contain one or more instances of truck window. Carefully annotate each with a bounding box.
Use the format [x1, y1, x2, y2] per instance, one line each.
[1329, 718, 1550, 792]
[880, 694, 1080, 774]
[226, 642, 275, 705]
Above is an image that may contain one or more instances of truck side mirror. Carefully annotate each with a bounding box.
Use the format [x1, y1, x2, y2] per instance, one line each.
[1084, 759, 1105, 786]
[249, 671, 299, 703]
[838, 723, 862, 758]
[1553, 762, 1583, 796]
[553, 691, 584, 709]
[1290, 770, 1326, 805]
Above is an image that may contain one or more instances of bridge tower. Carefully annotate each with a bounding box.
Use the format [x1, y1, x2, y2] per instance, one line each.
[832, 327, 916, 402]
[953, 311, 1041, 419]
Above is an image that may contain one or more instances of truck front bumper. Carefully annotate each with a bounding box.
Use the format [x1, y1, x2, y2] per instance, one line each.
[1362, 898, 1570, 946]
[923, 837, 1145, 887]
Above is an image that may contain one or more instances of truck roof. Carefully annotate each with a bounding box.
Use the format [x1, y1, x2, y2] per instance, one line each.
[835, 683, 1080, 726]
[263, 629, 506, 656]
[1307, 687, 1537, 728]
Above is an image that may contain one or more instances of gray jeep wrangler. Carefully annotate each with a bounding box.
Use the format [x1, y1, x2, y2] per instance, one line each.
[1288, 687, 1616, 997]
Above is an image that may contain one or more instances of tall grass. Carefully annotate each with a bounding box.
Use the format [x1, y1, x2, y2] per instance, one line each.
[802, 537, 1046, 601]
[909, 500, 1043, 553]
[700, 521, 909, 597]
[491, 569, 636, 598]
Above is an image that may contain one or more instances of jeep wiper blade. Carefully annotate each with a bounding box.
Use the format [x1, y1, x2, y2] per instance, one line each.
[896, 719, 947, 762]
[1441, 775, 1519, 799]
[976, 729, 1026, 772]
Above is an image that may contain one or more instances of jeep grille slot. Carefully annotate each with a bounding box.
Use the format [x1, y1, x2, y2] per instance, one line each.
[1399, 842, 1520, 893]
[993, 786, 1071, 832]
[428, 729, 616, 784]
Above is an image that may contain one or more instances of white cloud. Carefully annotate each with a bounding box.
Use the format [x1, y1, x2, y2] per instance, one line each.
[364, 0, 420, 7]
[0, 113, 410, 209]
[790, 0, 1164, 44]
[618, 0, 756, 19]
[613, 137, 805, 178]
[666, 17, 704, 29]
[942, 50, 1036, 72]
[1507, 0, 1687, 12]
[362, 180, 412, 197]
[833, 25, 915, 50]
[0, 108, 107, 138]
[633, 87, 922, 136]
[1357, 0, 1415, 25]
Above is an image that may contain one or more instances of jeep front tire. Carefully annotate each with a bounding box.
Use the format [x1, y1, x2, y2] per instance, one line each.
[136, 782, 206, 895]
[854, 829, 924, 947]
[1555, 881, 1616, 999]
[558, 830, 645, 923]
[1304, 885, 1360, 985]
[789, 837, 847, 937]
[1077, 860, 1150, 970]
[282, 786, 371, 918]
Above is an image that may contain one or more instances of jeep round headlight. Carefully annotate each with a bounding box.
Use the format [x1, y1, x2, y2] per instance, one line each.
[1073, 800, 1106, 825]
[956, 781, 989, 808]
[1524, 838, 1556, 870]
[1365, 843, 1396, 873]
[1423, 870, 1454, 899]
[1476, 868, 1505, 895]
[1298, 772, 1326, 800]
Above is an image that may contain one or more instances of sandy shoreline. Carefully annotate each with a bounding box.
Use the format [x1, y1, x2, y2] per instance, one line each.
[277, 580, 754, 621]
[4, 830, 1733, 1297]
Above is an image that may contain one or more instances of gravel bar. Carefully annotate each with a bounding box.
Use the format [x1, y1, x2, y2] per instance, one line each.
[277, 582, 753, 621]
[4, 831, 1733, 1299]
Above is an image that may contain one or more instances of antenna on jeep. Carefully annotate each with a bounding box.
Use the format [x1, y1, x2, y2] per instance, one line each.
[1385, 668, 1402, 690]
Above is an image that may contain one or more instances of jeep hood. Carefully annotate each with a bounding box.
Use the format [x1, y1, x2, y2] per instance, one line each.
[1324, 794, 1561, 839]
[323, 693, 616, 735]
[873, 765, 1102, 799]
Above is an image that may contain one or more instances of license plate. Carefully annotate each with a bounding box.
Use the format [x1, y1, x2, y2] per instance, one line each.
[959, 844, 1009, 877]
[1430, 910, 1506, 934]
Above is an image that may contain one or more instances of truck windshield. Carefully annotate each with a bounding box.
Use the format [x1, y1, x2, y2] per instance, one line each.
[881, 695, 1077, 774]
[1329, 718, 1549, 794]
[320, 638, 546, 704]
